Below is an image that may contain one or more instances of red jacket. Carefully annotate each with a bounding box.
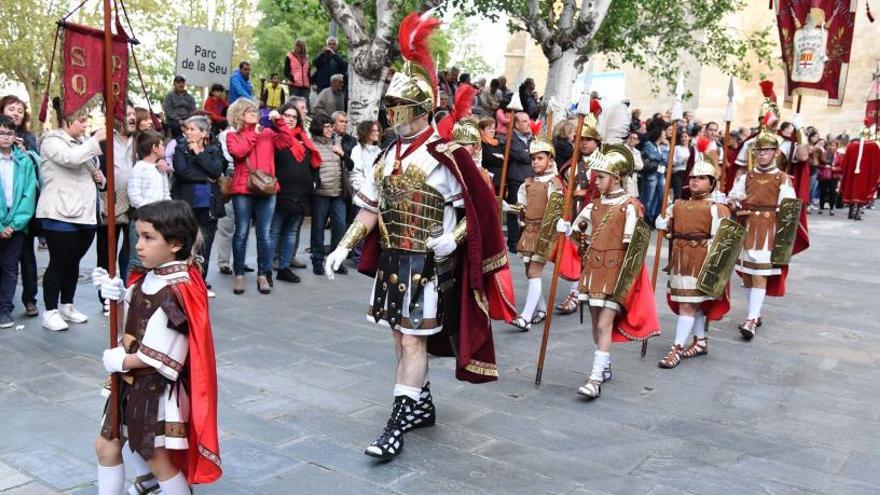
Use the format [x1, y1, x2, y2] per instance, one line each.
[203, 96, 228, 124]
[225, 118, 292, 195]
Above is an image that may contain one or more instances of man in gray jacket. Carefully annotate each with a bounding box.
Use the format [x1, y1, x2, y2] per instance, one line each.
[162, 75, 196, 138]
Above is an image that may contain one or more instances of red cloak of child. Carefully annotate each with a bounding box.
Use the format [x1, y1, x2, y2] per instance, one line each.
[613, 266, 662, 343]
[128, 267, 222, 485]
[666, 285, 731, 321]
[358, 139, 516, 383]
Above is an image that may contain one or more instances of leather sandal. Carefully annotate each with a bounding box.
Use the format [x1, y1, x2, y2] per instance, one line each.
[681, 337, 708, 358]
[555, 293, 578, 314]
[739, 319, 757, 340]
[530, 310, 546, 325]
[511, 316, 531, 331]
[658, 344, 683, 369]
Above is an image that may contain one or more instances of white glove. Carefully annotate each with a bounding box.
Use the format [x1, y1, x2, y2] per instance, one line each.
[501, 200, 512, 213]
[91, 267, 110, 289]
[654, 215, 669, 231]
[100, 277, 126, 302]
[555, 219, 572, 235]
[792, 113, 803, 130]
[426, 232, 457, 258]
[268, 110, 280, 121]
[102, 346, 128, 374]
[324, 247, 351, 281]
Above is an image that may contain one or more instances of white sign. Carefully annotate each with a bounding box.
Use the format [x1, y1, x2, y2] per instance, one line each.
[175, 26, 233, 89]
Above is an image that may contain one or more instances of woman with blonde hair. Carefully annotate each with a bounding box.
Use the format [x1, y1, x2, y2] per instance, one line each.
[284, 39, 311, 105]
[225, 98, 292, 295]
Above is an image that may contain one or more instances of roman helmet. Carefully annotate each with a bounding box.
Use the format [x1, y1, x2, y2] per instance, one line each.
[690, 136, 719, 189]
[528, 120, 555, 157]
[588, 143, 635, 178]
[384, 12, 441, 130]
[757, 80, 781, 126]
[580, 113, 602, 143]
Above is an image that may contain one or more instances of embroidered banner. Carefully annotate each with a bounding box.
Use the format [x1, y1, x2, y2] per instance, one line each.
[61, 22, 129, 119]
[775, 0, 857, 107]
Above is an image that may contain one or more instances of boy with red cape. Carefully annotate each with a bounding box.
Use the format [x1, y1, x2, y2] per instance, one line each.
[323, 11, 515, 461]
[92, 200, 221, 494]
[655, 138, 732, 368]
[839, 119, 880, 220]
[558, 144, 660, 400]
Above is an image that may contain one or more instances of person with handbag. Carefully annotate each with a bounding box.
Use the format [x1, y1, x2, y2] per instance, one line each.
[172, 115, 226, 293]
[224, 98, 292, 295]
[308, 114, 350, 276]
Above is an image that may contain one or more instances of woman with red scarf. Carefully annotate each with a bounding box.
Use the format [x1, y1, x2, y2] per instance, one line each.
[270, 101, 322, 283]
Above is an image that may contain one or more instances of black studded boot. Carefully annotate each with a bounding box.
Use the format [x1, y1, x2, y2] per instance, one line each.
[364, 396, 414, 461]
[402, 382, 436, 433]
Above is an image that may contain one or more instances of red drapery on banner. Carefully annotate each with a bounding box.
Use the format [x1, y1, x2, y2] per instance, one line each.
[775, 0, 857, 107]
[866, 75, 880, 122]
[61, 22, 129, 119]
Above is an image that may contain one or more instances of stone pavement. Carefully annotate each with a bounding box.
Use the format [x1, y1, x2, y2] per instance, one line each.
[1, 212, 879, 494]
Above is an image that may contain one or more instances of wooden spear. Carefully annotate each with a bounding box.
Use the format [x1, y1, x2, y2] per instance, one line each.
[102, 0, 121, 439]
[646, 72, 684, 358]
[497, 91, 524, 221]
[720, 76, 734, 190]
[535, 94, 588, 386]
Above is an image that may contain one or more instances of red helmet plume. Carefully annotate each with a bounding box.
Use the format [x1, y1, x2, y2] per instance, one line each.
[398, 12, 441, 108]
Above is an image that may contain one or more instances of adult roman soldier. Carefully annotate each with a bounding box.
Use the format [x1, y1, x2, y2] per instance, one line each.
[323, 11, 514, 461]
[839, 119, 880, 220]
[728, 125, 799, 339]
[554, 113, 601, 315]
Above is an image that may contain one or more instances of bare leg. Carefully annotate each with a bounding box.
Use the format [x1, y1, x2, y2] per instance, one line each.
[95, 437, 124, 495]
[396, 333, 428, 389]
[595, 307, 616, 353]
[589, 306, 601, 345]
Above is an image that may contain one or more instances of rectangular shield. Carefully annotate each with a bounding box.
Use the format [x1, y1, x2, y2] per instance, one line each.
[696, 218, 746, 299]
[534, 191, 564, 261]
[612, 217, 651, 306]
[770, 197, 802, 265]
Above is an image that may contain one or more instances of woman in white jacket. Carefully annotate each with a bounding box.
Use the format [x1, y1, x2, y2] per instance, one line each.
[37, 99, 106, 331]
[349, 120, 381, 196]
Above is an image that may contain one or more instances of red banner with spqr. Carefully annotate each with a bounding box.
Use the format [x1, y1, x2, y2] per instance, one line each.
[775, 0, 856, 107]
[61, 22, 129, 119]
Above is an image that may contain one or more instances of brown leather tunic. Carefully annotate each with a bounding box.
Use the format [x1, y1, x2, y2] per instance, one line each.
[670, 198, 713, 280]
[516, 177, 552, 256]
[743, 170, 783, 250]
[100, 277, 188, 460]
[579, 197, 639, 300]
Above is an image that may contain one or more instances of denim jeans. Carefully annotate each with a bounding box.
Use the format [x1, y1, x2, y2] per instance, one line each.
[309, 195, 346, 265]
[640, 171, 665, 222]
[506, 180, 523, 251]
[232, 194, 276, 276]
[270, 209, 303, 269]
[0, 232, 25, 314]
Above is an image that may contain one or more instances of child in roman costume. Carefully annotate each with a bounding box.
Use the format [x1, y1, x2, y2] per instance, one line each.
[728, 127, 797, 339]
[559, 144, 660, 399]
[92, 200, 221, 494]
[509, 125, 570, 331]
[656, 137, 732, 368]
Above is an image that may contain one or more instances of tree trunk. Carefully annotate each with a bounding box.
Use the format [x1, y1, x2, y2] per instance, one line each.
[346, 59, 385, 126]
[542, 49, 579, 107]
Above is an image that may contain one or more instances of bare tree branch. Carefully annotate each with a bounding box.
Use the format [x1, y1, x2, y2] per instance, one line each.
[318, 0, 368, 47]
[558, 0, 576, 31]
[526, 0, 553, 44]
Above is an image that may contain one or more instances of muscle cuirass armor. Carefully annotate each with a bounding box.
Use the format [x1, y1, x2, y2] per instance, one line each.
[377, 165, 447, 252]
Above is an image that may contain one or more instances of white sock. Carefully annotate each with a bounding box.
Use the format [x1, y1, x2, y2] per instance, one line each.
[122, 442, 156, 495]
[589, 350, 610, 381]
[747, 288, 766, 320]
[538, 295, 547, 313]
[157, 472, 189, 495]
[570, 280, 579, 296]
[520, 278, 542, 321]
[97, 464, 124, 495]
[674, 314, 695, 346]
[693, 311, 706, 339]
[393, 383, 422, 402]
[742, 286, 751, 305]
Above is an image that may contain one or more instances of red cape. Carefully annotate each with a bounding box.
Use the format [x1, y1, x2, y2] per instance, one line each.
[358, 138, 514, 383]
[128, 267, 222, 485]
[735, 264, 787, 297]
[840, 140, 880, 205]
[613, 266, 661, 343]
[666, 284, 731, 321]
